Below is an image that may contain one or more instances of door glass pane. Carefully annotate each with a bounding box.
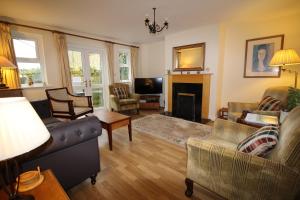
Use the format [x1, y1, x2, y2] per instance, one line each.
[89, 53, 103, 107]
[68, 50, 85, 95]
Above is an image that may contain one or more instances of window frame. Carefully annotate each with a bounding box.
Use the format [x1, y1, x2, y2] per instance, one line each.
[117, 48, 131, 83]
[12, 31, 47, 88]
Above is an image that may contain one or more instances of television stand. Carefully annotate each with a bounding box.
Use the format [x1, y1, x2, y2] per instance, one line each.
[140, 95, 160, 110]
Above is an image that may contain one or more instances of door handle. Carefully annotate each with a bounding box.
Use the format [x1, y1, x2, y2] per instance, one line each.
[84, 80, 88, 87]
[88, 80, 91, 87]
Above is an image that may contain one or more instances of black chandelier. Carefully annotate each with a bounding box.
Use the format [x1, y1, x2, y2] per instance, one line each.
[145, 8, 169, 34]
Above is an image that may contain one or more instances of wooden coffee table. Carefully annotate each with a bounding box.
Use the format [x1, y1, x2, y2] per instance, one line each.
[95, 110, 132, 151]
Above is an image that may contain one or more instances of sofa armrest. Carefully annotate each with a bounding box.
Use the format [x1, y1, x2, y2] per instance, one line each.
[34, 116, 102, 158]
[228, 102, 258, 113]
[212, 118, 258, 144]
[186, 138, 300, 200]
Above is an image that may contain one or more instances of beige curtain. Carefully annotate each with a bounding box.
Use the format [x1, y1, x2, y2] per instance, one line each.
[0, 23, 20, 88]
[130, 47, 138, 89]
[105, 42, 114, 84]
[53, 32, 73, 93]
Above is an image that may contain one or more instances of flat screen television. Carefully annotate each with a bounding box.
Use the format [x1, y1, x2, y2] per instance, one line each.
[134, 78, 163, 94]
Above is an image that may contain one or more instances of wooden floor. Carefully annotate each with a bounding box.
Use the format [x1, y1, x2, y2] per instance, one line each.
[68, 110, 215, 200]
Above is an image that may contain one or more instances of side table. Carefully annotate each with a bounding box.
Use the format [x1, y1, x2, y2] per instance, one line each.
[237, 111, 279, 128]
[0, 169, 70, 200]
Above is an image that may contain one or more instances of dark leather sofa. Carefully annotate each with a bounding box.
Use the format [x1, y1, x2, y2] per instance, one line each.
[21, 100, 102, 190]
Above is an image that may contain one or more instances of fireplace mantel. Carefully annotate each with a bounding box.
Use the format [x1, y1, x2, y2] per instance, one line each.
[167, 74, 211, 119]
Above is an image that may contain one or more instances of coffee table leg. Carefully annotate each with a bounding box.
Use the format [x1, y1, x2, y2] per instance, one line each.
[128, 118, 132, 141]
[108, 125, 113, 151]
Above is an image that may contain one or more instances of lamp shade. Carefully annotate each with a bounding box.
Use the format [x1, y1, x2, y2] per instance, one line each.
[269, 49, 300, 66]
[0, 56, 17, 69]
[0, 97, 50, 161]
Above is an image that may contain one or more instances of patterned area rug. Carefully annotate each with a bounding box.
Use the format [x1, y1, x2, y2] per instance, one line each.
[132, 114, 212, 147]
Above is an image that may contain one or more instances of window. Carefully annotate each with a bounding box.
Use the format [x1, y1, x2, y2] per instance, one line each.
[12, 32, 46, 87]
[118, 50, 131, 82]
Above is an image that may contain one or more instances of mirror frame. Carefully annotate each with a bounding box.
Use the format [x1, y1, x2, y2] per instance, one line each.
[172, 43, 206, 71]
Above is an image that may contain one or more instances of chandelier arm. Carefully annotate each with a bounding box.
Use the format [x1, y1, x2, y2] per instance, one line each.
[156, 24, 167, 33]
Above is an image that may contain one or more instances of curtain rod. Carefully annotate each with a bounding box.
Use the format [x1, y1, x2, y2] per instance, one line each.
[0, 20, 139, 48]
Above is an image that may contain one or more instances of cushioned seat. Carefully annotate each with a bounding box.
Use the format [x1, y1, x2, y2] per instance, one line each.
[119, 98, 138, 105]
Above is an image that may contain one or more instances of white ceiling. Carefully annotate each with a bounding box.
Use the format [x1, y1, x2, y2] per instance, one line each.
[0, 0, 299, 44]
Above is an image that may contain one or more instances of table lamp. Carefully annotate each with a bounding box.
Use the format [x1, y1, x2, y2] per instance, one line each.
[0, 56, 17, 89]
[0, 97, 50, 200]
[269, 49, 300, 88]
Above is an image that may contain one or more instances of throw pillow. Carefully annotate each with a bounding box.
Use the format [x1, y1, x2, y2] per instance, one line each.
[287, 87, 300, 111]
[237, 125, 279, 157]
[258, 96, 281, 111]
[113, 87, 129, 99]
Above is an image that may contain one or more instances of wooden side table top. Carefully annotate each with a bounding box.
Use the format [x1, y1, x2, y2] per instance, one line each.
[0, 170, 70, 200]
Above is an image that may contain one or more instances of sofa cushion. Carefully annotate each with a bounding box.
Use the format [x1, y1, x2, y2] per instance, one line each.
[258, 96, 281, 111]
[113, 87, 129, 99]
[237, 125, 279, 157]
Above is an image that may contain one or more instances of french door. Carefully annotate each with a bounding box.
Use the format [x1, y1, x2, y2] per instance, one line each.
[68, 46, 105, 108]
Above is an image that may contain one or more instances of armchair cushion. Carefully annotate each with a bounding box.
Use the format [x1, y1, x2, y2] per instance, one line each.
[119, 98, 138, 105]
[237, 125, 279, 157]
[258, 96, 281, 111]
[113, 87, 129, 99]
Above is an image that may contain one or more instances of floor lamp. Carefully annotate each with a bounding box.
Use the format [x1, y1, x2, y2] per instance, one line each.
[269, 49, 300, 88]
[0, 97, 50, 200]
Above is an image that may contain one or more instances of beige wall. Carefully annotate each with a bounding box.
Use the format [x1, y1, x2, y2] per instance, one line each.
[220, 12, 300, 107]
[164, 24, 222, 120]
[138, 41, 165, 106]
[138, 41, 165, 78]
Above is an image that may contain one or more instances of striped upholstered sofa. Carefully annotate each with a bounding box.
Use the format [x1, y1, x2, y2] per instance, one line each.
[185, 106, 300, 200]
[228, 86, 289, 121]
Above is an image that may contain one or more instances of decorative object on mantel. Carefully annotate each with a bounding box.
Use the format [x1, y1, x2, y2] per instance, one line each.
[244, 35, 284, 78]
[144, 8, 168, 34]
[173, 43, 205, 72]
[0, 97, 51, 200]
[0, 56, 17, 89]
[269, 49, 300, 88]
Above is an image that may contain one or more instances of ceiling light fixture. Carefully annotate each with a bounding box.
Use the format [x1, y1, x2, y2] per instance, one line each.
[145, 8, 168, 34]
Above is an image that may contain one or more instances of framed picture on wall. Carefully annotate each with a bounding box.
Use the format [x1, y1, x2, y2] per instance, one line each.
[244, 34, 284, 78]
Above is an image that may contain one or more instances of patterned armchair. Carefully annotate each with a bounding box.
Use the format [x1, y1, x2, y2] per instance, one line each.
[185, 106, 300, 200]
[109, 83, 140, 113]
[46, 87, 93, 120]
[228, 86, 289, 121]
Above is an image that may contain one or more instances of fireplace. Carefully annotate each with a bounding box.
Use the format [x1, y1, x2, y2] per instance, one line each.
[167, 74, 211, 120]
[172, 83, 202, 121]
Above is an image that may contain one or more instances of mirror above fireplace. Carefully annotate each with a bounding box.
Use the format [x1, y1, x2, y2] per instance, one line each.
[173, 43, 206, 72]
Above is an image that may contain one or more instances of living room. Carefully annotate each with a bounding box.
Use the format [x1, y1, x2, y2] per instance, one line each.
[0, 0, 300, 199]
